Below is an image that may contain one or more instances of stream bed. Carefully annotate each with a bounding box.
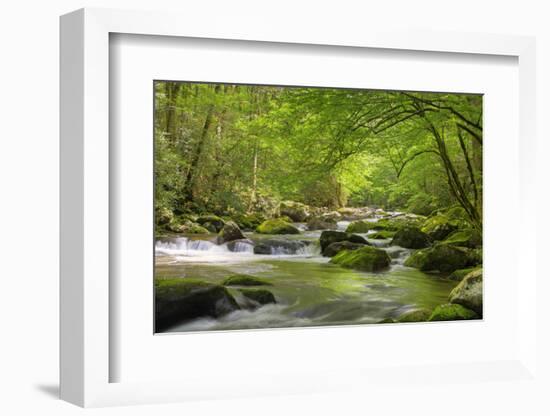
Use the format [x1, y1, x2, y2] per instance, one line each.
[155, 221, 457, 332]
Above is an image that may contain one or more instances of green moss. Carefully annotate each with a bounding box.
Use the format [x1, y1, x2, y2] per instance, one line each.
[222, 275, 272, 287]
[448, 267, 478, 281]
[256, 219, 301, 234]
[390, 226, 431, 249]
[323, 241, 365, 257]
[449, 268, 483, 315]
[239, 288, 277, 305]
[369, 230, 396, 239]
[346, 220, 376, 233]
[378, 318, 397, 324]
[330, 246, 391, 272]
[404, 243, 475, 273]
[319, 230, 368, 251]
[234, 213, 266, 230]
[421, 214, 459, 240]
[196, 215, 225, 232]
[443, 229, 482, 248]
[347, 218, 422, 234]
[428, 303, 478, 321]
[396, 308, 432, 323]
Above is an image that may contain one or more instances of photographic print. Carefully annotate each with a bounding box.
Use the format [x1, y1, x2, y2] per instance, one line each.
[154, 81, 483, 333]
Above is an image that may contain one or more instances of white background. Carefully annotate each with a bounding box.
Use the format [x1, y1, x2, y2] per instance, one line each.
[1, 1, 549, 415]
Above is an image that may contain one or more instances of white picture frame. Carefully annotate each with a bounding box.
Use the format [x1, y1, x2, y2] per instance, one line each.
[60, 7, 539, 408]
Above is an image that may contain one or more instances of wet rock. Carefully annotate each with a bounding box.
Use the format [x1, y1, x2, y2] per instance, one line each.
[279, 201, 310, 222]
[155, 279, 240, 331]
[196, 215, 225, 232]
[449, 268, 483, 315]
[256, 219, 301, 235]
[368, 230, 396, 240]
[428, 303, 478, 321]
[307, 216, 337, 231]
[443, 228, 482, 248]
[217, 221, 245, 243]
[404, 243, 478, 273]
[171, 220, 210, 234]
[234, 213, 266, 231]
[239, 288, 277, 307]
[396, 308, 432, 323]
[323, 241, 366, 257]
[391, 226, 432, 249]
[345, 220, 376, 233]
[222, 275, 272, 286]
[421, 214, 459, 241]
[319, 230, 368, 251]
[225, 238, 254, 252]
[448, 267, 478, 281]
[253, 238, 309, 255]
[330, 246, 391, 272]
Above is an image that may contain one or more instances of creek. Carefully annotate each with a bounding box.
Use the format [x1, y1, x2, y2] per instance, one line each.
[155, 219, 456, 332]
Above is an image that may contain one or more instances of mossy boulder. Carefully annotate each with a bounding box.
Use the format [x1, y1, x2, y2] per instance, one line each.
[256, 219, 301, 235]
[449, 268, 483, 315]
[323, 241, 366, 257]
[428, 303, 478, 321]
[319, 230, 368, 251]
[368, 230, 396, 240]
[346, 220, 377, 233]
[196, 215, 225, 232]
[421, 214, 459, 241]
[390, 226, 431, 249]
[279, 201, 310, 222]
[239, 288, 277, 306]
[396, 308, 432, 323]
[443, 229, 482, 248]
[234, 213, 266, 231]
[330, 246, 391, 272]
[448, 267, 478, 281]
[347, 217, 422, 234]
[171, 220, 210, 234]
[155, 279, 240, 331]
[307, 216, 337, 231]
[217, 221, 245, 243]
[404, 243, 477, 273]
[222, 275, 272, 287]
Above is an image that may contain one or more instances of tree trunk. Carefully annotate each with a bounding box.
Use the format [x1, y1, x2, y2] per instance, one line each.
[183, 85, 220, 203]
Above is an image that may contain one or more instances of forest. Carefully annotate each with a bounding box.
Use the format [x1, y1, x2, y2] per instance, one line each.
[155, 82, 482, 229]
[154, 81, 483, 332]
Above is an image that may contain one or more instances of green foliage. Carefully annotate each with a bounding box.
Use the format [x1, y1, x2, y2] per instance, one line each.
[154, 82, 483, 230]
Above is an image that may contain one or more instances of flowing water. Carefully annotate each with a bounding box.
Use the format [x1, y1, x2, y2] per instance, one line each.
[155, 219, 457, 332]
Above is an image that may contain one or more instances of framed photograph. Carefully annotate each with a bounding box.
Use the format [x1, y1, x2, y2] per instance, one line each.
[60, 8, 539, 408]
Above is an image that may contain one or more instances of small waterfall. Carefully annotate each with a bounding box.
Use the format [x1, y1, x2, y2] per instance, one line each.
[385, 246, 412, 266]
[336, 221, 350, 231]
[155, 237, 227, 256]
[230, 241, 254, 253]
